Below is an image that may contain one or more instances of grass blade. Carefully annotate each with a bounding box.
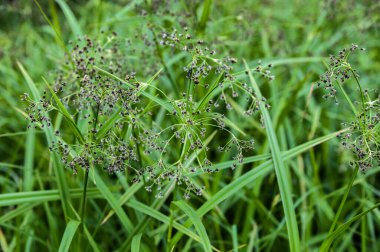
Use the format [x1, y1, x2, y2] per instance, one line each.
[244, 60, 300, 252]
[0, 188, 100, 206]
[321, 202, 380, 251]
[232, 224, 238, 252]
[95, 107, 122, 141]
[173, 201, 212, 252]
[58, 220, 80, 252]
[101, 183, 142, 225]
[91, 168, 134, 233]
[131, 233, 142, 252]
[23, 128, 35, 191]
[55, 0, 83, 37]
[17, 62, 73, 219]
[126, 199, 212, 248]
[320, 165, 359, 250]
[43, 77, 85, 144]
[83, 225, 101, 252]
[171, 129, 343, 246]
[0, 203, 39, 223]
[198, 0, 213, 31]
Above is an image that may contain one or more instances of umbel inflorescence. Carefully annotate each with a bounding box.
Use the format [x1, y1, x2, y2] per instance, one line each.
[317, 44, 379, 171]
[22, 28, 273, 199]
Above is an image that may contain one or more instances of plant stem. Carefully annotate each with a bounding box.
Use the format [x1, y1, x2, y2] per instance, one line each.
[336, 81, 357, 117]
[149, 26, 179, 96]
[361, 186, 367, 252]
[320, 165, 359, 251]
[350, 69, 366, 113]
[80, 169, 89, 222]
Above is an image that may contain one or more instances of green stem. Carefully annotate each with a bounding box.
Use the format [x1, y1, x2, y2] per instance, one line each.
[321, 165, 359, 251]
[149, 26, 179, 96]
[335, 80, 370, 150]
[80, 169, 90, 222]
[361, 187, 366, 252]
[336, 81, 357, 117]
[350, 69, 366, 113]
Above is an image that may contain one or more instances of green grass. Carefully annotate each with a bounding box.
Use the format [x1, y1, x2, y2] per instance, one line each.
[244, 60, 300, 252]
[0, 1, 379, 251]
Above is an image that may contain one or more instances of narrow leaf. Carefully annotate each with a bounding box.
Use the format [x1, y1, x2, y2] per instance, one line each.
[58, 220, 80, 252]
[131, 233, 142, 252]
[91, 168, 134, 233]
[244, 60, 300, 252]
[173, 201, 212, 252]
[43, 77, 85, 144]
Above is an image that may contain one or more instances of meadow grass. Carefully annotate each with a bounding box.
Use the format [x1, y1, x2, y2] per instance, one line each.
[0, 1, 379, 251]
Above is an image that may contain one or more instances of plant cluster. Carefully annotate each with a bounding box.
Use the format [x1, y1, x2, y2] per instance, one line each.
[317, 44, 379, 171]
[21, 28, 274, 199]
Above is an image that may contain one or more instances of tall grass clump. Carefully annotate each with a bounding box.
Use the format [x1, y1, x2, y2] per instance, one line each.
[0, 1, 379, 251]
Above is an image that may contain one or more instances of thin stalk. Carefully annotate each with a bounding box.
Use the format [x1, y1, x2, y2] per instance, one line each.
[79, 103, 100, 247]
[80, 169, 90, 222]
[336, 80, 371, 152]
[361, 187, 367, 252]
[320, 165, 359, 251]
[149, 27, 179, 96]
[335, 81, 357, 117]
[350, 69, 366, 113]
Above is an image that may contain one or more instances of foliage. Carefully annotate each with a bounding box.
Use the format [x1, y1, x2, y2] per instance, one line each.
[0, 0, 379, 251]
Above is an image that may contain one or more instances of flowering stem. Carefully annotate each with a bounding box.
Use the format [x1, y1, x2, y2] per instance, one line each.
[336, 81, 357, 117]
[80, 169, 89, 222]
[321, 164, 359, 251]
[80, 103, 100, 224]
[350, 69, 366, 113]
[149, 27, 179, 96]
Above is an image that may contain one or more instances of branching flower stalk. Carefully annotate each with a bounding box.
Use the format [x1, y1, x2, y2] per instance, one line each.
[318, 44, 379, 171]
[22, 28, 272, 201]
[318, 44, 379, 251]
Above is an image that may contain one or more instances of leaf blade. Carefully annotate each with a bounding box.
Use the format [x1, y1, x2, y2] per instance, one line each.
[58, 220, 80, 252]
[244, 60, 300, 252]
[173, 201, 212, 252]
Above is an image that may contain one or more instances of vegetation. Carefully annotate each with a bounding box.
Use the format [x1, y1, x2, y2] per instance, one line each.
[0, 0, 379, 251]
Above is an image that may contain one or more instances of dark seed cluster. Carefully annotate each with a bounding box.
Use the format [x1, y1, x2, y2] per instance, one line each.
[316, 44, 364, 102]
[22, 92, 52, 129]
[316, 44, 379, 171]
[338, 94, 380, 171]
[22, 28, 265, 199]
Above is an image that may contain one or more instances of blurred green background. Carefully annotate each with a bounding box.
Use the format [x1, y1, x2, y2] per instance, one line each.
[0, 0, 379, 251]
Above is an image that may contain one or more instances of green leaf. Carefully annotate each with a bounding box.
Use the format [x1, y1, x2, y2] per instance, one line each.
[321, 202, 380, 251]
[173, 201, 212, 252]
[320, 165, 359, 250]
[95, 107, 122, 140]
[170, 129, 343, 247]
[91, 168, 134, 233]
[58, 220, 80, 252]
[198, 0, 213, 31]
[126, 199, 208, 246]
[244, 60, 300, 252]
[0, 203, 39, 223]
[131, 233, 142, 252]
[0, 188, 100, 206]
[101, 182, 142, 225]
[17, 62, 73, 219]
[93, 66, 174, 112]
[33, 0, 66, 50]
[23, 127, 35, 191]
[42, 77, 85, 144]
[232, 225, 239, 252]
[83, 225, 101, 252]
[55, 0, 83, 37]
